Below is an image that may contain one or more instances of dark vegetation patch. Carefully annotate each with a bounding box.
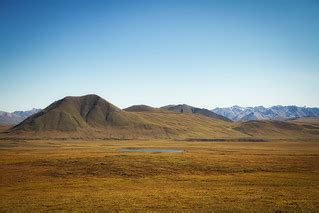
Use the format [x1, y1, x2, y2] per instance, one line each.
[185, 138, 269, 142]
[25, 154, 318, 178]
[302, 124, 319, 130]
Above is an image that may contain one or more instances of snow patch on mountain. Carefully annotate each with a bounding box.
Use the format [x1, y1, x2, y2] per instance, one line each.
[0, 108, 41, 125]
[212, 106, 319, 121]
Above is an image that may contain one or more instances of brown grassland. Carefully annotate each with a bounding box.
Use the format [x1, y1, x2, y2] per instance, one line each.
[0, 139, 318, 212]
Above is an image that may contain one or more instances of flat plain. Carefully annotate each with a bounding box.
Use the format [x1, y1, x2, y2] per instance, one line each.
[0, 139, 318, 211]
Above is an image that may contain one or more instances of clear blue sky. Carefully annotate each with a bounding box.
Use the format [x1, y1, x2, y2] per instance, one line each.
[1, 0, 318, 112]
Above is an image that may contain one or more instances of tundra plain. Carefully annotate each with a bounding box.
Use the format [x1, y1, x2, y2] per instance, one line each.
[0, 139, 318, 211]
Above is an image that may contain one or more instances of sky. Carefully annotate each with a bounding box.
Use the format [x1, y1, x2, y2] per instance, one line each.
[0, 0, 319, 112]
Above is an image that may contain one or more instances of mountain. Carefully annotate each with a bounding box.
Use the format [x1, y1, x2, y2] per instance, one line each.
[212, 105, 319, 121]
[124, 105, 168, 113]
[0, 108, 41, 125]
[8, 95, 242, 139]
[13, 95, 138, 132]
[4, 95, 319, 140]
[161, 104, 232, 122]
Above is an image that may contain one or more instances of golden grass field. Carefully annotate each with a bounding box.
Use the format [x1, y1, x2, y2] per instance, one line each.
[0, 139, 318, 211]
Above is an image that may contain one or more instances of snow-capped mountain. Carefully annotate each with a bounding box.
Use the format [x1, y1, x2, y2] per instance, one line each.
[0, 108, 41, 125]
[212, 106, 319, 121]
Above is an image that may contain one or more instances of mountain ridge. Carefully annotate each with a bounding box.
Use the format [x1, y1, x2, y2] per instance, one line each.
[212, 105, 319, 121]
[7, 95, 243, 139]
[0, 108, 41, 125]
[2, 96, 319, 140]
[124, 105, 169, 113]
[161, 104, 232, 122]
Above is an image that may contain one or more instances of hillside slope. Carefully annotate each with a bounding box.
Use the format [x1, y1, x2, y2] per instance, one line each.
[7, 95, 243, 139]
[161, 104, 231, 122]
[234, 120, 319, 139]
[13, 95, 136, 131]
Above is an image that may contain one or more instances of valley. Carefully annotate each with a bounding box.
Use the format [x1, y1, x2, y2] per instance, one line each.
[0, 139, 318, 211]
[1, 95, 319, 211]
[1, 0, 318, 211]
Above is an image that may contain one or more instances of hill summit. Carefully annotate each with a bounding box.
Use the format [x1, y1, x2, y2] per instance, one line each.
[13, 94, 135, 131]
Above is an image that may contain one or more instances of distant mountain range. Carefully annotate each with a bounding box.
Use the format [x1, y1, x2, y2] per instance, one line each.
[1, 95, 318, 139]
[1, 104, 319, 126]
[0, 108, 41, 125]
[212, 105, 319, 121]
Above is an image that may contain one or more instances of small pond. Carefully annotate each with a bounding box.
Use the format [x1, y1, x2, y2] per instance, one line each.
[119, 149, 184, 153]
